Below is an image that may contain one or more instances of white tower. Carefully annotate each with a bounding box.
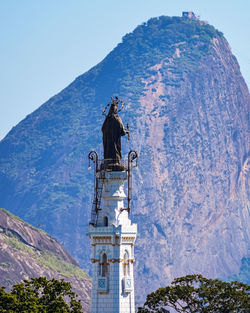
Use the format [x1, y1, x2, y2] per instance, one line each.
[88, 151, 137, 313]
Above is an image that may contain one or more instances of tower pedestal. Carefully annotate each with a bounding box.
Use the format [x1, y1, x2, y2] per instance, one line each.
[88, 171, 137, 313]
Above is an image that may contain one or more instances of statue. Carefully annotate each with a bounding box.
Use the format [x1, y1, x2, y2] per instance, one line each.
[101, 97, 129, 170]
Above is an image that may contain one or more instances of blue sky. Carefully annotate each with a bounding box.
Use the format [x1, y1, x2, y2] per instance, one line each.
[0, 0, 249, 139]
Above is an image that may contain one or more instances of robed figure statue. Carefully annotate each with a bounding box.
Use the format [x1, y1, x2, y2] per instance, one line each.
[102, 97, 129, 170]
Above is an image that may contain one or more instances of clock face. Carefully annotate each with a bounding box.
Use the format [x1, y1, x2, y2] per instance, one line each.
[98, 278, 105, 288]
[126, 279, 131, 288]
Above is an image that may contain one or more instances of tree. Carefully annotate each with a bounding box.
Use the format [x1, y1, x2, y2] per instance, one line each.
[137, 274, 250, 313]
[0, 277, 82, 313]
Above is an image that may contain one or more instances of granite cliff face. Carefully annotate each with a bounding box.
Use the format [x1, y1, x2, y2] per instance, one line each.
[0, 16, 249, 304]
[0, 208, 91, 312]
[132, 36, 249, 299]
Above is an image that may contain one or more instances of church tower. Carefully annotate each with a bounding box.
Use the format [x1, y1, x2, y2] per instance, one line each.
[88, 97, 138, 313]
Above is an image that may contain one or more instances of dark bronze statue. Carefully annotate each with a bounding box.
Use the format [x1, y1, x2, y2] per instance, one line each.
[101, 97, 129, 170]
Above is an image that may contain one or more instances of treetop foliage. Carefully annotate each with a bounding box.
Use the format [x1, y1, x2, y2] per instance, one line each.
[137, 274, 250, 313]
[0, 277, 82, 313]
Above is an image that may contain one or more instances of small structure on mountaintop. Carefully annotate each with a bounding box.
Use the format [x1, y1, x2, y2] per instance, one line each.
[182, 11, 198, 20]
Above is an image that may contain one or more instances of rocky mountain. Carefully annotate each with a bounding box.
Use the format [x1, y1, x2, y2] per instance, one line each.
[0, 208, 91, 312]
[0, 15, 249, 304]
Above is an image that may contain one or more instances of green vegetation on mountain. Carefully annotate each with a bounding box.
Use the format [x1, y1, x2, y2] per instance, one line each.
[0, 208, 90, 280]
[36, 250, 88, 279]
[120, 16, 222, 64]
[104, 16, 223, 96]
[2, 230, 87, 279]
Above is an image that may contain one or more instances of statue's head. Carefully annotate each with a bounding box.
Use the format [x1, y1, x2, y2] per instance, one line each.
[102, 96, 124, 117]
[108, 100, 118, 115]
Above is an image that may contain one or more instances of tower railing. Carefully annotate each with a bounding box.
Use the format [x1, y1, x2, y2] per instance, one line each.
[88, 151, 138, 225]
